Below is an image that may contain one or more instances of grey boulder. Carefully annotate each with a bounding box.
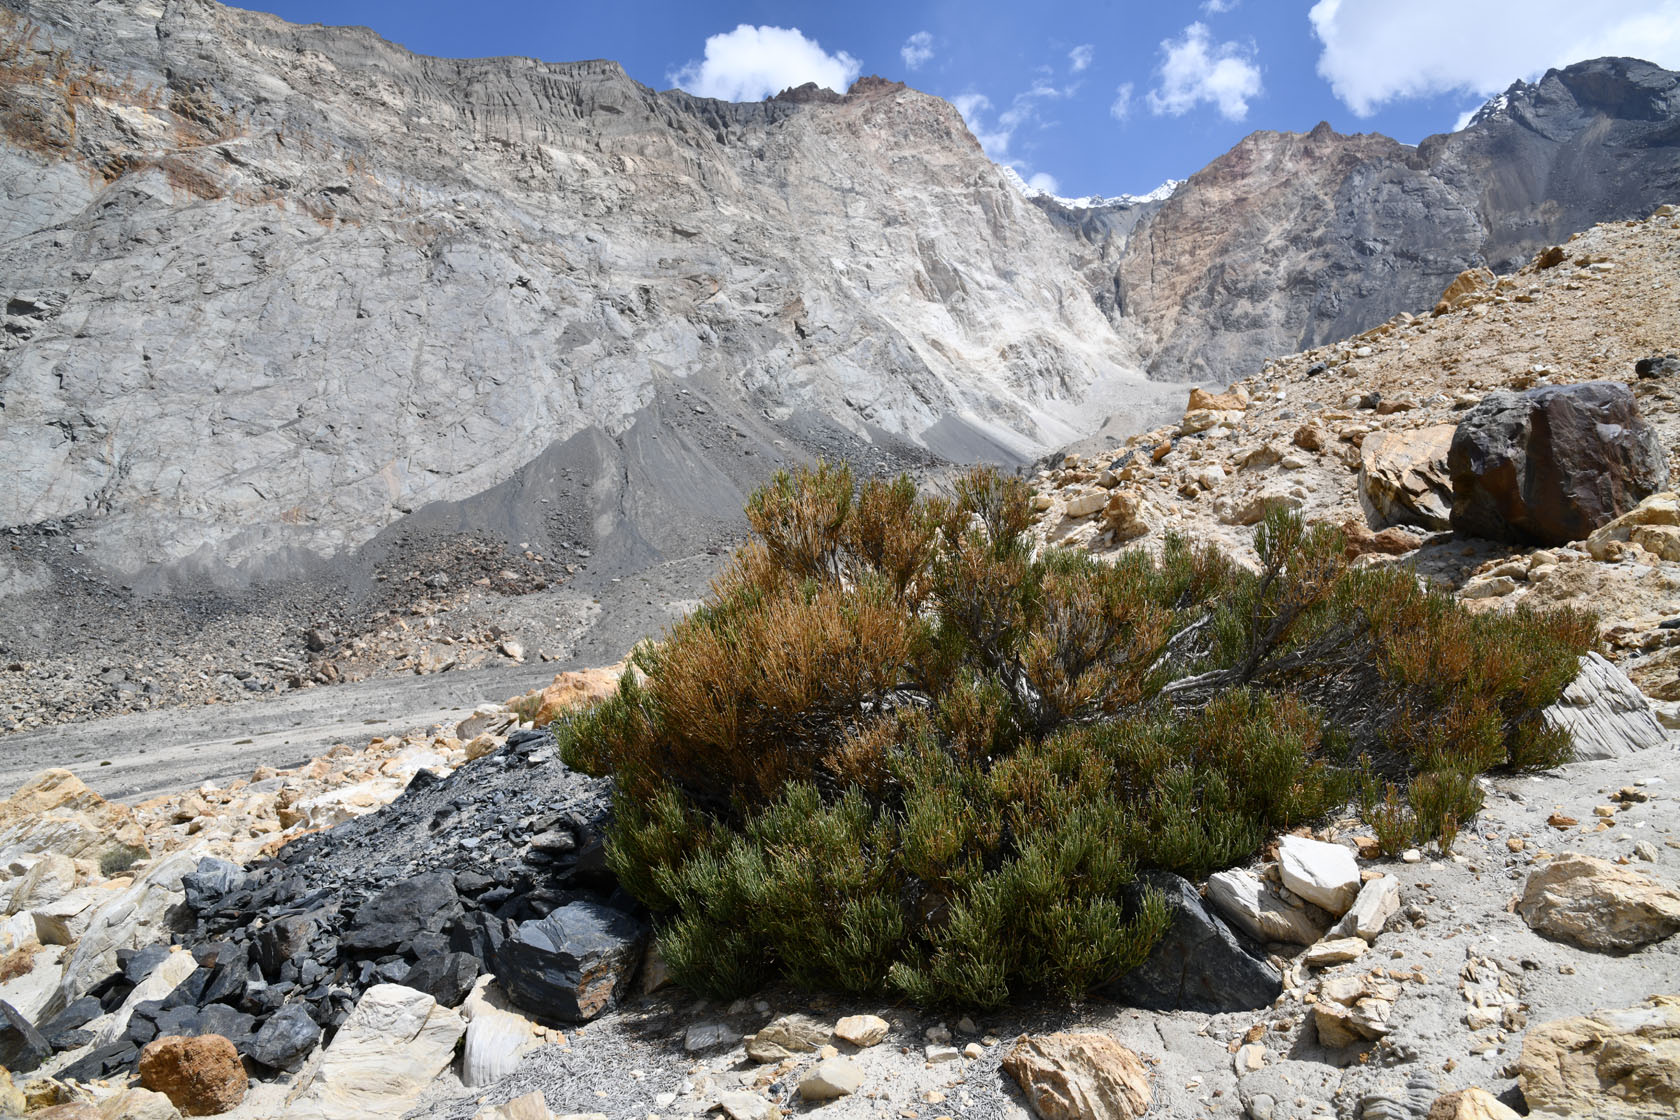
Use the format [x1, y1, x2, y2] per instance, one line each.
[1105, 872, 1282, 1013]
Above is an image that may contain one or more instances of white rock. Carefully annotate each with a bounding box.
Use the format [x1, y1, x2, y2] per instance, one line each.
[1206, 868, 1330, 945]
[1063, 491, 1106, 518]
[715, 1091, 776, 1120]
[1278, 836, 1361, 916]
[1329, 875, 1402, 942]
[460, 978, 538, 1089]
[798, 1058, 864, 1100]
[0, 944, 64, 1022]
[4, 853, 77, 914]
[283, 984, 466, 1120]
[926, 1045, 962, 1063]
[833, 1014, 889, 1048]
[50, 850, 199, 1017]
[1304, 937, 1369, 967]
[1401, 848, 1423, 863]
[31, 885, 106, 945]
[473, 1091, 552, 1120]
[1542, 653, 1669, 761]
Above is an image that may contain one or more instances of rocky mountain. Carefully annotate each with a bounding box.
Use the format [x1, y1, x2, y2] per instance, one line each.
[0, 0, 1173, 590]
[1058, 57, 1680, 383]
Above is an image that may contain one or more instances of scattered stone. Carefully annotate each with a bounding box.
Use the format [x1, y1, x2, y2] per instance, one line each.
[1330, 875, 1402, 942]
[1359, 426, 1455, 530]
[1001, 1033, 1151, 1120]
[1279, 836, 1362, 915]
[1305, 937, 1369, 967]
[474, 1092, 552, 1120]
[797, 1058, 864, 1100]
[684, 1021, 736, 1053]
[460, 979, 537, 1089]
[400, 951, 481, 1008]
[746, 1014, 829, 1063]
[833, 1014, 889, 1048]
[137, 1035, 247, 1116]
[1517, 854, 1680, 951]
[1517, 995, 1680, 1119]
[715, 1091, 778, 1120]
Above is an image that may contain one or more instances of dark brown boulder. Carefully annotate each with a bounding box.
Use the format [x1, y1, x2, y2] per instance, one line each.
[1449, 382, 1666, 545]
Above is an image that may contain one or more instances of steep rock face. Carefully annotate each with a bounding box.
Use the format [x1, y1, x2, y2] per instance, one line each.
[0, 0, 1171, 582]
[1103, 58, 1680, 382]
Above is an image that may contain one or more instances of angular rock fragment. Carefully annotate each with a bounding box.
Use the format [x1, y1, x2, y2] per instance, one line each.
[1207, 868, 1331, 945]
[1517, 995, 1680, 1119]
[138, 1034, 248, 1116]
[495, 902, 644, 1022]
[1001, 1032, 1151, 1120]
[1279, 836, 1361, 916]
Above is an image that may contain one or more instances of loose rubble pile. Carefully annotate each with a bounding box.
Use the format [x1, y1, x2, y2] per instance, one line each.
[1033, 207, 1680, 724]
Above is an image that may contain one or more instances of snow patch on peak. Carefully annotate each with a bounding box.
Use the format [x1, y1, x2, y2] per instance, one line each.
[999, 163, 1182, 210]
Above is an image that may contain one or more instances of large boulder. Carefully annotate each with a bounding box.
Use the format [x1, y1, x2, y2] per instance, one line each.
[1543, 652, 1670, 760]
[1448, 382, 1666, 545]
[1359, 426, 1455, 531]
[137, 1034, 247, 1116]
[1517, 995, 1680, 1118]
[1001, 1033, 1151, 1120]
[1104, 872, 1281, 1013]
[0, 999, 51, 1073]
[281, 984, 465, 1120]
[495, 902, 644, 1022]
[1517, 855, 1680, 951]
[459, 978, 538, 1089]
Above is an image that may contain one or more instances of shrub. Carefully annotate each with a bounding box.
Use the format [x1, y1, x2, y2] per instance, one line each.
[560, 463, 1595, 1007]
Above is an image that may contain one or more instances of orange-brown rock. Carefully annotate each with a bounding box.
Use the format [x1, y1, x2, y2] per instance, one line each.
[139, 1035, 247, 1116]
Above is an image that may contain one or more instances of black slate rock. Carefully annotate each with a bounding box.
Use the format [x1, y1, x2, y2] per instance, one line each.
[341, 871, 462, 954]
[59, 1042, 137, 1082]
[1105, 872, 1283, 1013]
[0, 1000, 50, 1073]
[36, 994, 103, 1038]
[246, 1003, 320, 1071]
[496, 901, 646, 1022]
[401, 951, 482, 1008]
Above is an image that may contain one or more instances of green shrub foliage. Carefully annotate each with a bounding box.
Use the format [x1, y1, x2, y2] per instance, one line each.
[559, 463, 1595, 1007]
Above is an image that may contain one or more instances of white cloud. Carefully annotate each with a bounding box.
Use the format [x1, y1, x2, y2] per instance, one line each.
[1068, 44, 1094, 73]
[1147, 22, 1263, 120]
[1109, 82, 1135, 121]
[1309, 0, 1680, 117]
[1027, 171, 1061, 194]
[901, 30, 934, 71]
[1202, 0, 1240, 11]
[669, 25, 861, 102]
[952, 79, 1070, 160]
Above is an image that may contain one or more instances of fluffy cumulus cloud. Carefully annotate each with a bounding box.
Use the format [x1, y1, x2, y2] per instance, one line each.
[1147, 22, 1263, 120]
[669, 25, 861, 102]
[1109, 82, 1135, 121]
[1309, 0, 1680, 117]
[901, 30, 934, 71]
[1068, 44, 1094, 73]
[1027, 171, 1061, 193]
[1202, 0, 1240, 11]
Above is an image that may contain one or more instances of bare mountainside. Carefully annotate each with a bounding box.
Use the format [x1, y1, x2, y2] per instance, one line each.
[1045, 57, 1680, 383]
[1, 0, 1173, 583]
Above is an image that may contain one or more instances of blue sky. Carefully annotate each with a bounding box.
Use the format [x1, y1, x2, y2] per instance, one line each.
[230, 0, 1680, 200]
